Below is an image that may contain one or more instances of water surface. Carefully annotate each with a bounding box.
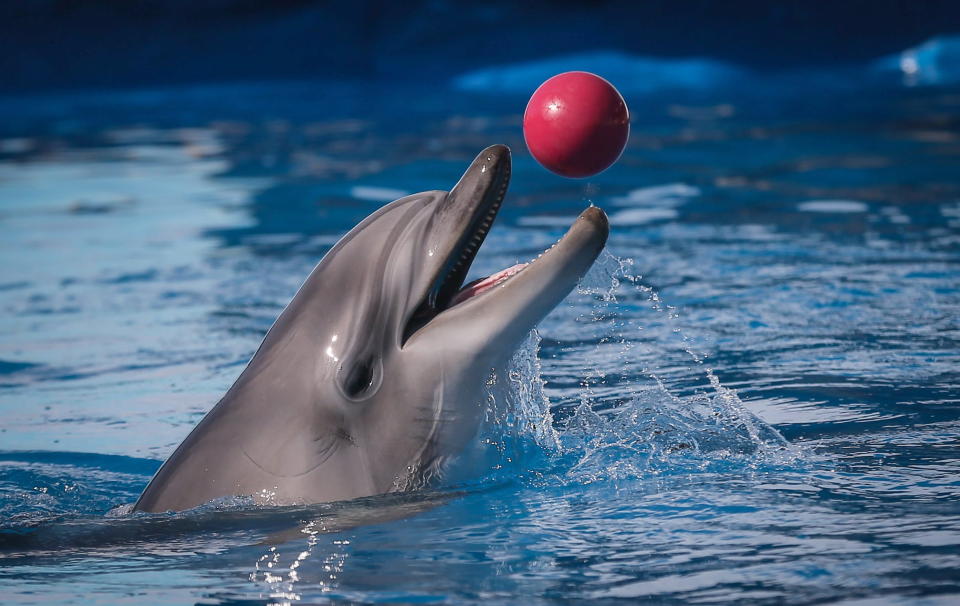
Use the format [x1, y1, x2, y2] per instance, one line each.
[1, 78, 958, 604]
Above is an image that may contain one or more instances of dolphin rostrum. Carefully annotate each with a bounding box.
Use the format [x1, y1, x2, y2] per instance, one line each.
[134, 144, 609, 512]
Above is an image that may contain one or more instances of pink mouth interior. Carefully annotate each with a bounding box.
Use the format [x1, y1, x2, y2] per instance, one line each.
[450, 263, 527, 307]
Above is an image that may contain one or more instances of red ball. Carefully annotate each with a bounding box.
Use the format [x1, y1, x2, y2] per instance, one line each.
[523, 71, 630, 178]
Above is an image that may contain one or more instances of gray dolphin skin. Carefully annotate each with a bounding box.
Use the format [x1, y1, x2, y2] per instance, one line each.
[134, 144, 609, 513]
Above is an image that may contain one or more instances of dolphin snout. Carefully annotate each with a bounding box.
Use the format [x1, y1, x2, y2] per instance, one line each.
[478, 143, 510, 170]
[446, 144, 511, 215]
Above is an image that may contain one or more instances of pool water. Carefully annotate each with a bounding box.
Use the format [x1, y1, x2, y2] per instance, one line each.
[0, 76, 958, 604]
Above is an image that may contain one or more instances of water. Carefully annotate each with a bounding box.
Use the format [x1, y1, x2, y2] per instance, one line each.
[0, 74, 958, 604]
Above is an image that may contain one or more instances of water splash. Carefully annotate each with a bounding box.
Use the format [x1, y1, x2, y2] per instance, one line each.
[492, 251, 801, 487]
[443, 336, 560, 488]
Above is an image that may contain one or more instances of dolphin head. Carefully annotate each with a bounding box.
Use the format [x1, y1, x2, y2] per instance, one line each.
[291, 144, 607, 491]
[252, 144, 610, 494]
[136, 145, 608, 512]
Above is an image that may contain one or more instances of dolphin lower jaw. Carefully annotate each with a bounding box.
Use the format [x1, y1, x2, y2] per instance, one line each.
[392, 208, 607, 487]
[408, 206, 610, 356]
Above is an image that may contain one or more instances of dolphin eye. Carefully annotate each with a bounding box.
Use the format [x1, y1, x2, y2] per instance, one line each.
[341, 356, 380, 400]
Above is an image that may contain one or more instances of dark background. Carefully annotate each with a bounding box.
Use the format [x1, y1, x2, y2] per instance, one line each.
[3, 0, 960, 95]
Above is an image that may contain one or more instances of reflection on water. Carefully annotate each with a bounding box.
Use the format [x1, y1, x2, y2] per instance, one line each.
[0, 80, 959, 604]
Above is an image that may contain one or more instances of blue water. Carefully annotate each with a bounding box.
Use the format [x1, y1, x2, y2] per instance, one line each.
[1, 58, 959, 603]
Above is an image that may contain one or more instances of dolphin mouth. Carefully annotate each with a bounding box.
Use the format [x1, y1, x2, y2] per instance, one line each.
[449, 262, 527, 306]
[402, 144, 609, 348]
[443, 205, 607, 311]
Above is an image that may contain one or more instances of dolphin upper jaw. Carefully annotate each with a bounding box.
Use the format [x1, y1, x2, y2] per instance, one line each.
[401, 144, 512, 345]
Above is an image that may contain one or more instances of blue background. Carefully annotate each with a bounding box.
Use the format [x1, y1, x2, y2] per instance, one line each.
[1, 3, 959, 604]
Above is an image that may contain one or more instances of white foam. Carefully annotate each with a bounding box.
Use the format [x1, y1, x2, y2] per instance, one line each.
[797, 200, 868, 213]
[243, 233, 301, 246]
[610, 208, 679, 225]
[872, 34, 960, 86]
[610, 183, 701, 207]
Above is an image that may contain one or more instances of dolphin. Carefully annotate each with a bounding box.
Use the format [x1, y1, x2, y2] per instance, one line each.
[134, 144, 609, 513]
